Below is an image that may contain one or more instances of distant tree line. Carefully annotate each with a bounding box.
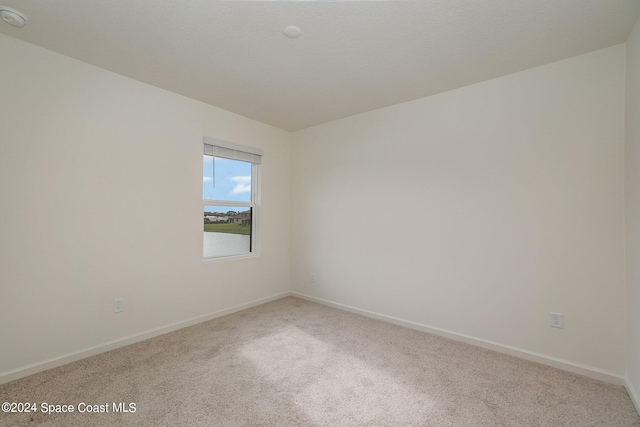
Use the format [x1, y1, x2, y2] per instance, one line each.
[204, 210, 238, 216]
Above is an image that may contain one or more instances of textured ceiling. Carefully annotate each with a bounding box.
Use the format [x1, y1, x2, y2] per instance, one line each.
[1, 0, 639, 131]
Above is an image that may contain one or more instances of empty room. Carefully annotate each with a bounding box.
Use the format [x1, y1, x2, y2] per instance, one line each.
[1, 0, 640, 425]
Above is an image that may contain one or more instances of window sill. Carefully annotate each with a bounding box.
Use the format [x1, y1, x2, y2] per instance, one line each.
[202, 253, 259, 264]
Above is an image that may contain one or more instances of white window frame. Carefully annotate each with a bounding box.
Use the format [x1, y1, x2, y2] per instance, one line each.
[202, 137, 262, 262]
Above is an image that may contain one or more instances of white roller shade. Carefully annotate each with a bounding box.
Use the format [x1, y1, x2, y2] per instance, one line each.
[204, 137, 262, 164]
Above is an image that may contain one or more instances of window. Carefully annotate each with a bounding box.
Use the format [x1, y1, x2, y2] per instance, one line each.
[203, 138, 262, 260]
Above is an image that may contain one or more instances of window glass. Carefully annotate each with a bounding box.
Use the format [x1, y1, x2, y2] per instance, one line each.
[203, 156, 251, 202]
[203, 205, 252, 258]
[203, 151, 258, 260]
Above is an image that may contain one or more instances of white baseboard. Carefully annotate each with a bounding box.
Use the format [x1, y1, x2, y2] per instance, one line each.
[0, 292, 290, 385]
[292, 292, 627, 386]
[626, 377, 640, 415]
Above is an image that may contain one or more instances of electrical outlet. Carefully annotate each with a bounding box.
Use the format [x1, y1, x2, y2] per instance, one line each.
[310, 273, 316, 283]
[114, 298, 124, 313]
[550, 312, 563, 328]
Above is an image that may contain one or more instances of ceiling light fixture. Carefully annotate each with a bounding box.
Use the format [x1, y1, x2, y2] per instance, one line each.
[283, 26, 302, 38]
[0, 6, 28, 27]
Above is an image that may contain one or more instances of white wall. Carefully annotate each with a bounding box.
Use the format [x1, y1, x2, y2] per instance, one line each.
[0, 34, 291, 379]
[291, 45, 627, 376]
[626, 15, 640, 408]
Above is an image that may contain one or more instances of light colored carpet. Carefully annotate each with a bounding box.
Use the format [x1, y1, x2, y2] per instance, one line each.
[1, 296, 638, 426]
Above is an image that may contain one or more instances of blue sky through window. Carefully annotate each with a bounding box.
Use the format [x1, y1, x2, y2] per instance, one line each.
[203, 156, 251, 202]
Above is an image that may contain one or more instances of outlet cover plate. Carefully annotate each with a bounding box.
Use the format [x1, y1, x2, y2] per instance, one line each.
[550, 312, 563, 328]
[114, 298, 124, 313]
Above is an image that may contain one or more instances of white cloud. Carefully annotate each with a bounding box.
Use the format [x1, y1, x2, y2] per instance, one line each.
[203, 177, 212, 182]
[230, 176, 251, 194]
[231, 176, 251, 183]
[231, 183, 251, 194]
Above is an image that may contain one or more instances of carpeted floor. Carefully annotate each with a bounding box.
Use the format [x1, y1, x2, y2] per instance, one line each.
[1, 296, 639, 426]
